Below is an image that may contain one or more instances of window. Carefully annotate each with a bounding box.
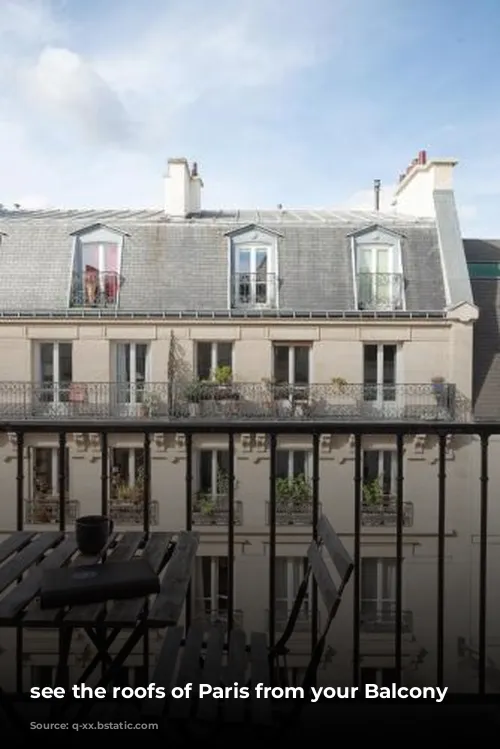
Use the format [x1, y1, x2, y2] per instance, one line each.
[232, 245, 277, 308]
[198, 450, 230, 497]
[276, 450, 310, 480]
[37, 343, 72, 404]
[194, 557, 229, 623]
[361, 558, 397, 628]
[273, 345, 310, 385]
[363, 344, 396, 402]
[70, 228, 123, 308]
[360, 667, 398, 687]
[110, 448, 145, 498]
[31, 447, 70, 498]
[353, 229, 404, 310]
[468, 262, 500, 278]
[114, 343, 149, 404]
[196, 342, 233, 380]
[363, 450, 395, 499]
[275, 557, 309, 628]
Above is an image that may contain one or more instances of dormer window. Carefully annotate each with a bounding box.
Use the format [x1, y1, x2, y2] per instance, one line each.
[351, 226, 405, 311]
[69, 225, 125, 308]
[226, 225, 280, 309]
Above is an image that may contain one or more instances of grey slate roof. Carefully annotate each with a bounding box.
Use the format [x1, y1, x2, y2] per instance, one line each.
[0, 207, 447, 314]
[464, 239, 500, 419]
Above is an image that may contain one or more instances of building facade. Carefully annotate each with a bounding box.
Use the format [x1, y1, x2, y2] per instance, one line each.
[0, 152, 488, 692]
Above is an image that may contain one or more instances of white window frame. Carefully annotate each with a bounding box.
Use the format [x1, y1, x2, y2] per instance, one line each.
[195, 342, 234, 379]
[276, 557, 310, 624]
[114, 342, 150, 404]
[278, 449, 312, 479]
[363, 343, 399, 407]
[232, 243, 277, 308]
[195, 556, 228, 620]
[361, 557, 397, 624]
[197, 449, 229, 497]
[29, 447, 69, 499]
[351, 232, 405, 311]
[273, 344, 311, 385]
[36, 342, 72, 404]
[363, 449, 396, 497]
[71, 227, 124, 307]
[110, 447, 144, 491]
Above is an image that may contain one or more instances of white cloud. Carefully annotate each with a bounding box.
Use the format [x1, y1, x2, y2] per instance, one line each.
[340, 184, 397, 213]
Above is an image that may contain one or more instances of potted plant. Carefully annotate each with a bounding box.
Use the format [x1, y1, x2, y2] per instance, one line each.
[276, 473, 312, 523]
[211, 366, 240, 401]
[362, 478, 384, 506]
[331, 377, 348, 394]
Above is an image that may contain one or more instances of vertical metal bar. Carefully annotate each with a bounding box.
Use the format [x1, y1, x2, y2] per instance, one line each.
[311, 433, 320, 656]
[437, 432, 447, 688]
[58, 432, 67, 532]
[227, 433, 235, 636]
[185, 433, 193, 632]
[478, 433, 489, 695]
[269, 432, 277, 651]
[352, 433, 362, 687]
[143, 432, 151, 534]
[395, 432, 404, 685]
[100, 432, 108, 517]
[16, 432, 24, 531]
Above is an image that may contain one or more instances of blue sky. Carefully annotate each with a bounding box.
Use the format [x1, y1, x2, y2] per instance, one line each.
[0, 0, 499, 236]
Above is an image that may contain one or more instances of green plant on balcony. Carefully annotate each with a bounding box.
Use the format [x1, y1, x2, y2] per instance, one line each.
[331, 377, 348, 393]
[140, 389, 162, 416]
[276, 473, 312, 510]
[185, 367, 240, 403]
[362, 478, 384, 506]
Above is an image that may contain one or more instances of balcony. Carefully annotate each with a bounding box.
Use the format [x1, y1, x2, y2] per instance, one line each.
[357, 272, 404, 311]
[361, 499, 414, 527]
[109, 499, 159, 526]
[70, 271, 123, 308]
[0, 381, 469, 422]
[192, 494, 243, 526]
[232, 272, 278, 308]
[267, 500, 317, 526]
[25, 497, 79, 525]
[361, 605, 413, 634]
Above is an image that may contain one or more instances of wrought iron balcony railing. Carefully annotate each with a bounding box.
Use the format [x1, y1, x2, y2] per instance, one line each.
[232, 272, 278, 308]
[192, 494, 243, 525]
[361, 499, 414, 527]
[0, 381, 470, 422]
[25, 498, 79, 525]
[273, 608, 315, 633]
[357, 272, 404, 311]
[266, 500, 319, 526]
[70, 271, 123, 308]
[360, 604, 413, 633]
[109, 499, 159, 525]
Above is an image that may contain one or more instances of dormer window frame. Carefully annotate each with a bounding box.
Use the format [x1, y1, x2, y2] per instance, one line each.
[69, 225, 126, 309]
[226, 225, 281, 310]
[350, 226, 405, 312]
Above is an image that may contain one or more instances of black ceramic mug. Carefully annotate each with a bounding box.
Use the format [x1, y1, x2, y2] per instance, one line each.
[76, 515, 114, 555]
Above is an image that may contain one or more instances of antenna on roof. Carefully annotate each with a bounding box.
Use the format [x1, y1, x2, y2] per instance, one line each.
[374, 179, 381, 211]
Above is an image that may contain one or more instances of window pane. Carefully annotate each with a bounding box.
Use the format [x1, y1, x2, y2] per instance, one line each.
[275, 559, 287, 597]
[199, 451, 213, 492]
[382, 451, 393, 494]
[274, 346, 289, 383]
[197, 343, 212, 379]
[292, 451, 306, 476]
[34, 448, 52, 496]
[294, 347, 309, 384]
[136, 344, 147, 383]
[363, 451, 379, 483]
[217, 343, 232, 369]
[134, 449, 145, 484]
[236, 249, 251, 273]
[40, 344, 54, 384]
[276, 451, 289, 479]
[256, 250, 268, 274]
[381, 560, 396, 599]
[383, 345, 396, 385]
[361, 558, 377, 598]
[59, 343, 72, 384]
[363, 345, 377, 385]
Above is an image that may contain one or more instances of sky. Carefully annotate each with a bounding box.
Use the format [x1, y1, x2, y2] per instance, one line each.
[0, 0, 499, 236]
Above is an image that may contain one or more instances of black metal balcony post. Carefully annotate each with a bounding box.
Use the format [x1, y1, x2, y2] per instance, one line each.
[16, 432, 24, 531]
[143, 432, 151, 534]
[395, 433, 404, 684]
[185, 433, 193, 632]
[100, 432, 108, 517]
[352, 433, 362, 687]
[479, 433, 489, 695]
[227, 433, 235, 635]
[268, 433, 277, 652]
[436, 432, 447, 687]
[58, 432, 67, 532]
[311, 433, 320, 656]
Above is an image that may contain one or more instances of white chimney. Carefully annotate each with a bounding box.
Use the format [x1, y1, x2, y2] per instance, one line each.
[392, 150, 458, 217]
[164, 157, 203, 217]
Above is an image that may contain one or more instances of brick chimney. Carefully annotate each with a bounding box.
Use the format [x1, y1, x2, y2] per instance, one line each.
[392, 150, 458, 217]
[164, 158, 203, 217]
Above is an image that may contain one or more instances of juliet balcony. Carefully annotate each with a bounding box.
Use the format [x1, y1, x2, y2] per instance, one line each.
[70, 270, 124, 308]
[0, 381, 469, 422]
[357, 272, 404, 311]
[231, 271, 278, 308]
